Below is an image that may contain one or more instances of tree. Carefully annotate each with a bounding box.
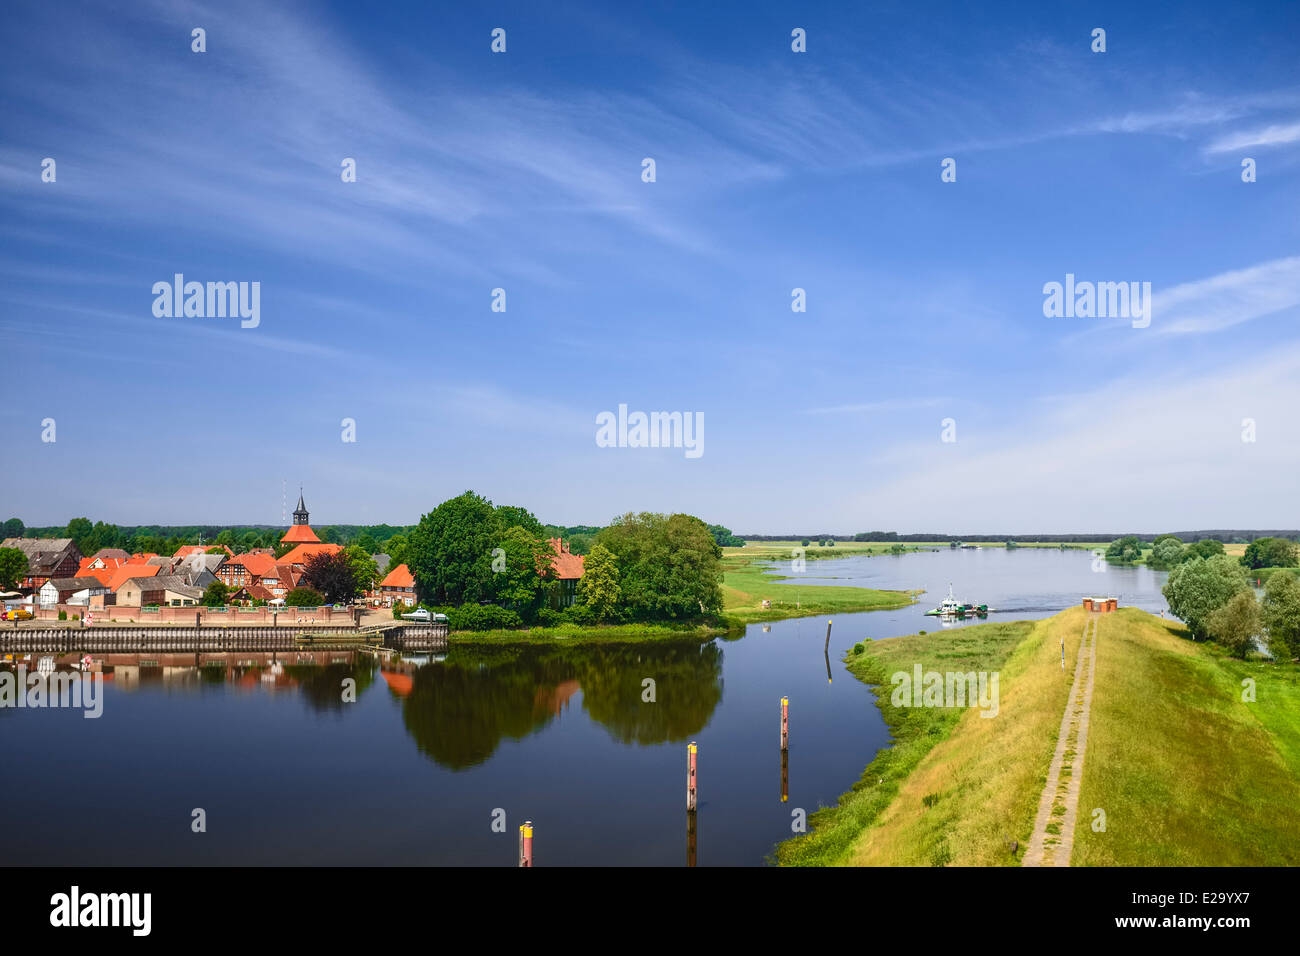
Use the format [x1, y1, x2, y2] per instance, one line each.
[215, 530, 235, 548]
[595, 512, 723, 620]
[1261, 573, 1300, 662]
[491, 526, 552, 618]
[707, 524, 746, 548]
[2, 518, 23, 539]
[577, 543, 621, 622]
[201, 582, 231, 607]
[385, 533, 410, 569]
[1148, 536, 1185, 570]
[1105, 536, 1142, 563]
[1185, 538, 1225, 561]
[1241, 537, 1298, 571]
[344, 545, 380, 595]
[1206, 591, 1260, 659]
[301, 551, 361, 604]
[285, 587, 324, 607]
[408, 491, 502, 605]
[495, 505, 544, 537]
[64, 517, 93, 556]
[1163, 554, 1250, 641]
[0, 547, 27, 589]
[355, 532, 378, 555]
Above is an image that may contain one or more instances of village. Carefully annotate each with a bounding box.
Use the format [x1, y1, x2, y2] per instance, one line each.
[0, 492, 586, 626]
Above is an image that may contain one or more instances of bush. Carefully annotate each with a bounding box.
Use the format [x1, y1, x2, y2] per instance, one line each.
[57, 610, 67, 621]
[852, 642, 864, 654]
[448, 603, 524, 631]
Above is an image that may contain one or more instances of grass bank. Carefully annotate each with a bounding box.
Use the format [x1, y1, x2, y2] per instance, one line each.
[779, 606, 1300, 866]
[775, 616, 1047, 866]
[449, 618, 738, 644]
[1072, 609, 1300, 865]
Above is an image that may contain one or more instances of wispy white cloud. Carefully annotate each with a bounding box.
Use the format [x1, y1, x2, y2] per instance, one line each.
[1152, 255, 1300, 335]
[1205, 121, 1300, 153]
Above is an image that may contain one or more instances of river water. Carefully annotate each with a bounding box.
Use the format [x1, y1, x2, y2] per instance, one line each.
[2, 548, 1168, 866]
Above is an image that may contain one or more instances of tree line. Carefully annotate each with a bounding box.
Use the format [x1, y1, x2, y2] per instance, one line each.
[399, 491, 725, 630]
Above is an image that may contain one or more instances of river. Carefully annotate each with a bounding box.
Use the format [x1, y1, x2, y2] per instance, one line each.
[2, 547, 1168, 865]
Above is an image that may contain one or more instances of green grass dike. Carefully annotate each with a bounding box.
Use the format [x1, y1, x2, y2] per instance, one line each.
[776, 606, 1300, 866]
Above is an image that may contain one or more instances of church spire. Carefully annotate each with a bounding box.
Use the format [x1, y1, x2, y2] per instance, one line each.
[293, 487, 309, 526]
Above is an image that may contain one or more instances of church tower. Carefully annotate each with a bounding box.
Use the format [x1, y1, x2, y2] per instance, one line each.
[281, 487, 322, 545]
[293, 490, 310, 526]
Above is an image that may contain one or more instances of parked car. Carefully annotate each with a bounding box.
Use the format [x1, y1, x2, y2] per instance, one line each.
[2, 608, 34, 621]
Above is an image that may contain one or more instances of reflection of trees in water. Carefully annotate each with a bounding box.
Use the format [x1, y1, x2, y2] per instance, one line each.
[401, 641, 723, 770]
[284, 659, 376, 712]
[577, 642, 723, 746]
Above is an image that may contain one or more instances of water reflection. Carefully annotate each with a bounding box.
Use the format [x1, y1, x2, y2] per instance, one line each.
[8, 640, 726, 772]
[400, 641, 724, 769]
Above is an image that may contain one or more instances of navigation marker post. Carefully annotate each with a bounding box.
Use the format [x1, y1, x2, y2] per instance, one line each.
[518, 821, 533, 867]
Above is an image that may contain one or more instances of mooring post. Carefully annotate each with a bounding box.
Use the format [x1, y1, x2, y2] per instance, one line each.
[824, 619, 832, 652]
[687, 741, 698, 811]
[686, 806, 697, 867]
[781, 747, 789, 804]
[518, 821, 533, 867]
[780, 696, 789, 751]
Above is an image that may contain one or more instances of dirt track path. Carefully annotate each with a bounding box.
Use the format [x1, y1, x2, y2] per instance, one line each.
[1024, 615, 1099, 867]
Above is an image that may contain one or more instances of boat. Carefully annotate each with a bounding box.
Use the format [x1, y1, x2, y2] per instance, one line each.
[924, 584, 989, 617]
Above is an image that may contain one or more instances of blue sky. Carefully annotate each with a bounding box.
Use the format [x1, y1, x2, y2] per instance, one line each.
[2, 0, 1299, 533]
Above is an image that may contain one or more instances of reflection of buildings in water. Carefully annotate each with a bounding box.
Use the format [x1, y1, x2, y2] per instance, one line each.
[534, 679, 581, 717]
[43, 650, 361, 692]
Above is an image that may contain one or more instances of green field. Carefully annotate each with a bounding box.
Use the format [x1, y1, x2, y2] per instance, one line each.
[720, 544, 919, 623]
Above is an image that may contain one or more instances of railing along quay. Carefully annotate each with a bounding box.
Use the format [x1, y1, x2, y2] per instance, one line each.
[0, 623, 449, 654]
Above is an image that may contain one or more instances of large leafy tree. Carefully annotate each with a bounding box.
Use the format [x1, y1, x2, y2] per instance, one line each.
[301, 550, 361, 604]
[344, 545, 380, 594]
[1206, 591, 1261, 659]
[577, 543, 621, 622]
[596, 512, 723, 620]
[1163, 554, 1250, 640]
[0, 547, 27, 589]
[1105, 536, 1142, 563]
[495, 505, 544, 537]
[491, 525, 552, 616]
[1241, 537, 1298, 571]
[2, 518, 23, 539]
[1148, 536, 1185, 570]
[409, 491, 502, 605]
[1262, 573, 1300, 662]
[1185, 538, 1225, 560]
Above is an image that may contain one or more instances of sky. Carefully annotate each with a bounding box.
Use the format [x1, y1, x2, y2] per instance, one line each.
[1, 0, 1298, 534]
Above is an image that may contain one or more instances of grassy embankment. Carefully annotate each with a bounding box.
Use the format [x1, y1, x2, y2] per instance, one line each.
[778, 606, 1300, 866]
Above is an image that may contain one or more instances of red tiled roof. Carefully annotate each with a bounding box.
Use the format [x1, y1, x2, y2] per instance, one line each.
[77, 565, 117, 587]
[380, 563, 415, 588]
[174, 544, 233, 558]
[546, 538, 585, 580]
[228, 553, 278, 577]
[109, 564, 160, 591]
[126, 553, 157, 565]
[280, 542, 342, 566]
[280, 524, 322, 544]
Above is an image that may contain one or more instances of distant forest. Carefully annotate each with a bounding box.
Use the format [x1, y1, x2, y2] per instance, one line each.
[1, 517, 746, 558]
[742, 531, 1300, 543]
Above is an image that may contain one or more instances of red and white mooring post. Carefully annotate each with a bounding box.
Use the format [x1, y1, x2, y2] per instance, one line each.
[518, 821, 533, 867]
[687, 742, 698, 812]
